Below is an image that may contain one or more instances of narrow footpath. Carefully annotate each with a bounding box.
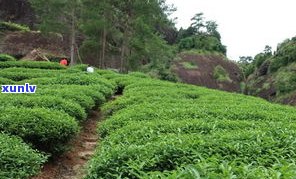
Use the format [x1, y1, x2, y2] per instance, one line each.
[33, 110, 101, 179]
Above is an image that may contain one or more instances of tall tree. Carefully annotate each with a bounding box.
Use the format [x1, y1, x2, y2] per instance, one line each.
[80, 0, 116, 68]
[29, 0, 81, 65]
[205, 20, 221, 40]
[190, 13, 205, 34]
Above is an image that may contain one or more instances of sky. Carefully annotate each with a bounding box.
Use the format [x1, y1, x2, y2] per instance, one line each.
[165, 0, 296, 61]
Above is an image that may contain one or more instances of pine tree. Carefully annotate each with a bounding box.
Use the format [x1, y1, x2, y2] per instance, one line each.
[29, 0, 82, 65]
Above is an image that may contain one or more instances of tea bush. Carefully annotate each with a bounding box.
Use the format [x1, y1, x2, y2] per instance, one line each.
[86, 74, 296, 178]
[0, 107, 79, 153]
[0, 21, 30, 32]
[0, 54, 17, 62]
[0, 61, 65, 69]
[0, 62, 116, 178]
[0, 77, 14, 85]
[0, 133, 47, 179]
[0, 95, 87, 121]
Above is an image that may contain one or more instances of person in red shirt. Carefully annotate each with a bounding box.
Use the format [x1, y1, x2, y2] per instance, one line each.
[60, 58, 68, 66]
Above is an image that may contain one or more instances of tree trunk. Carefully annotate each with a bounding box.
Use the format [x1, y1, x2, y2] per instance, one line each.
[120, 38, 125, 73]
[120, 30, 128, 73]
[70, 9, 76, 66]
[98, 31, 103, 68]
[101, 26, 107, 69]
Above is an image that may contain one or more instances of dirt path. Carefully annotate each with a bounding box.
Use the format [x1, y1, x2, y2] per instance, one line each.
[33, 110, 101, 179]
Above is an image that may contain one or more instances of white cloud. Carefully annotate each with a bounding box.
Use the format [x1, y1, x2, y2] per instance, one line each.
[166, 0, 296, 60]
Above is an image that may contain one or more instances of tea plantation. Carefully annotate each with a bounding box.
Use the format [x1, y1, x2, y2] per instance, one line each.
[1, 61, 296, 178]
[0, 61, 115, 178]
[86, 72, 296, 178]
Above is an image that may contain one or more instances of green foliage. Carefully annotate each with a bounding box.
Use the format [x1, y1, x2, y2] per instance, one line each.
[0, 54, 17, 62]
[29, 0, 80, 34]
[0, 133, 47, 179]
[238, 45, 273, 79]
[79, 0, 177, 74]
[128, 72, 150, 79]
[237, 56, 255, 79]
[0, 77, 14, 85]
[68, 64, 88, 72]
[181, 61, 198, 69]
[0, 68, 70, 81]
[145, 66, 179, 83]
[274, 67, 296, 95]
[269, 37, 296, 72]
[213, 65, 231, 82]
[240, 82, 246, 93]
[0, 107, 79, 153]
[0, 21, 30, 32]
[254, 52, 270, 68]
[0, 61, 116, 177]
[244, 64, 256, 78]
[177, 13, 226, 55]
[178, 35, 226, 55]
[0, 61, 66, 69]
[86, 73, 296, 178]
[24, 73, 115, 89]
[0, 95, 87, 121]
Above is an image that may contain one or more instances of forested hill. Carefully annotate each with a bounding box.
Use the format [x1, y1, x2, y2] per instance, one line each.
[0, 0, 238, 87]
[238, 37, 296, 105]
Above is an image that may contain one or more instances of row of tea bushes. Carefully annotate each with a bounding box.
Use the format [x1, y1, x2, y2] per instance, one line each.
[86, 73, 296, 178]
[0, 62, 116, 178]
[0, 133, 47, 179]
[0, 61, 66, 69]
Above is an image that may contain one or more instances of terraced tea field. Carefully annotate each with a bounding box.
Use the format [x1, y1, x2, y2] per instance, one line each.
[0, 61, 115, 178]
[87, 72, 296, 178]
[1, 61, 296, 178]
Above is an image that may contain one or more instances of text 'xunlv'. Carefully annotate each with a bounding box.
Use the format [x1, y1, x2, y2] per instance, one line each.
[1, 83, 37, 93]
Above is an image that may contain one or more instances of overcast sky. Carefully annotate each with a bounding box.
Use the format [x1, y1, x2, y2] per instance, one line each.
[166, 0, 296, 60]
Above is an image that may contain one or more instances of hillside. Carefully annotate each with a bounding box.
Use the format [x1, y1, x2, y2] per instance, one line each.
[2, 1, 296, 178]
[174, 52, 243, 92]
[1, 61, 296, 178]
[0, 22, 69, 61]
[245, 37, 296, 105]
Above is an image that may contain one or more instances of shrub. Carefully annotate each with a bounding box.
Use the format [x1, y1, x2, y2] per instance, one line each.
[0, 61, 65, 70]
[128, 72, 150, 78]
[0, 68, 85, 81]
[68, 64, 88, 72]
[0, 54, 17, 62]
[0, 133, 47, 179]
[181, 61, 198, 69]
[39, 85, 109, 106]
[0, 107, 79, 153]
[0, 95, 87, 121]
[25, 74, 115, 88]
[254, 53, 269, 68]
[36, 88, 96, 111]
[269, 38, 296, 72]
[213, 65, 232, 82]
[0, 77, 14, 85]
[0, 21, 30, 32]
[275, 70, 296, 95]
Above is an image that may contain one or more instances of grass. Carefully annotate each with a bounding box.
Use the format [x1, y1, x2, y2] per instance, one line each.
[181, 49, 227, 59]
[181, 61, 198, 69]
[213, 65, 232, 82]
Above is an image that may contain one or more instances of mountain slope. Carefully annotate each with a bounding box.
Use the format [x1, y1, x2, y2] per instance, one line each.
[86, 70, 296, 178]
[174, 52, 243, 92]
[246, 36, 296, 105]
